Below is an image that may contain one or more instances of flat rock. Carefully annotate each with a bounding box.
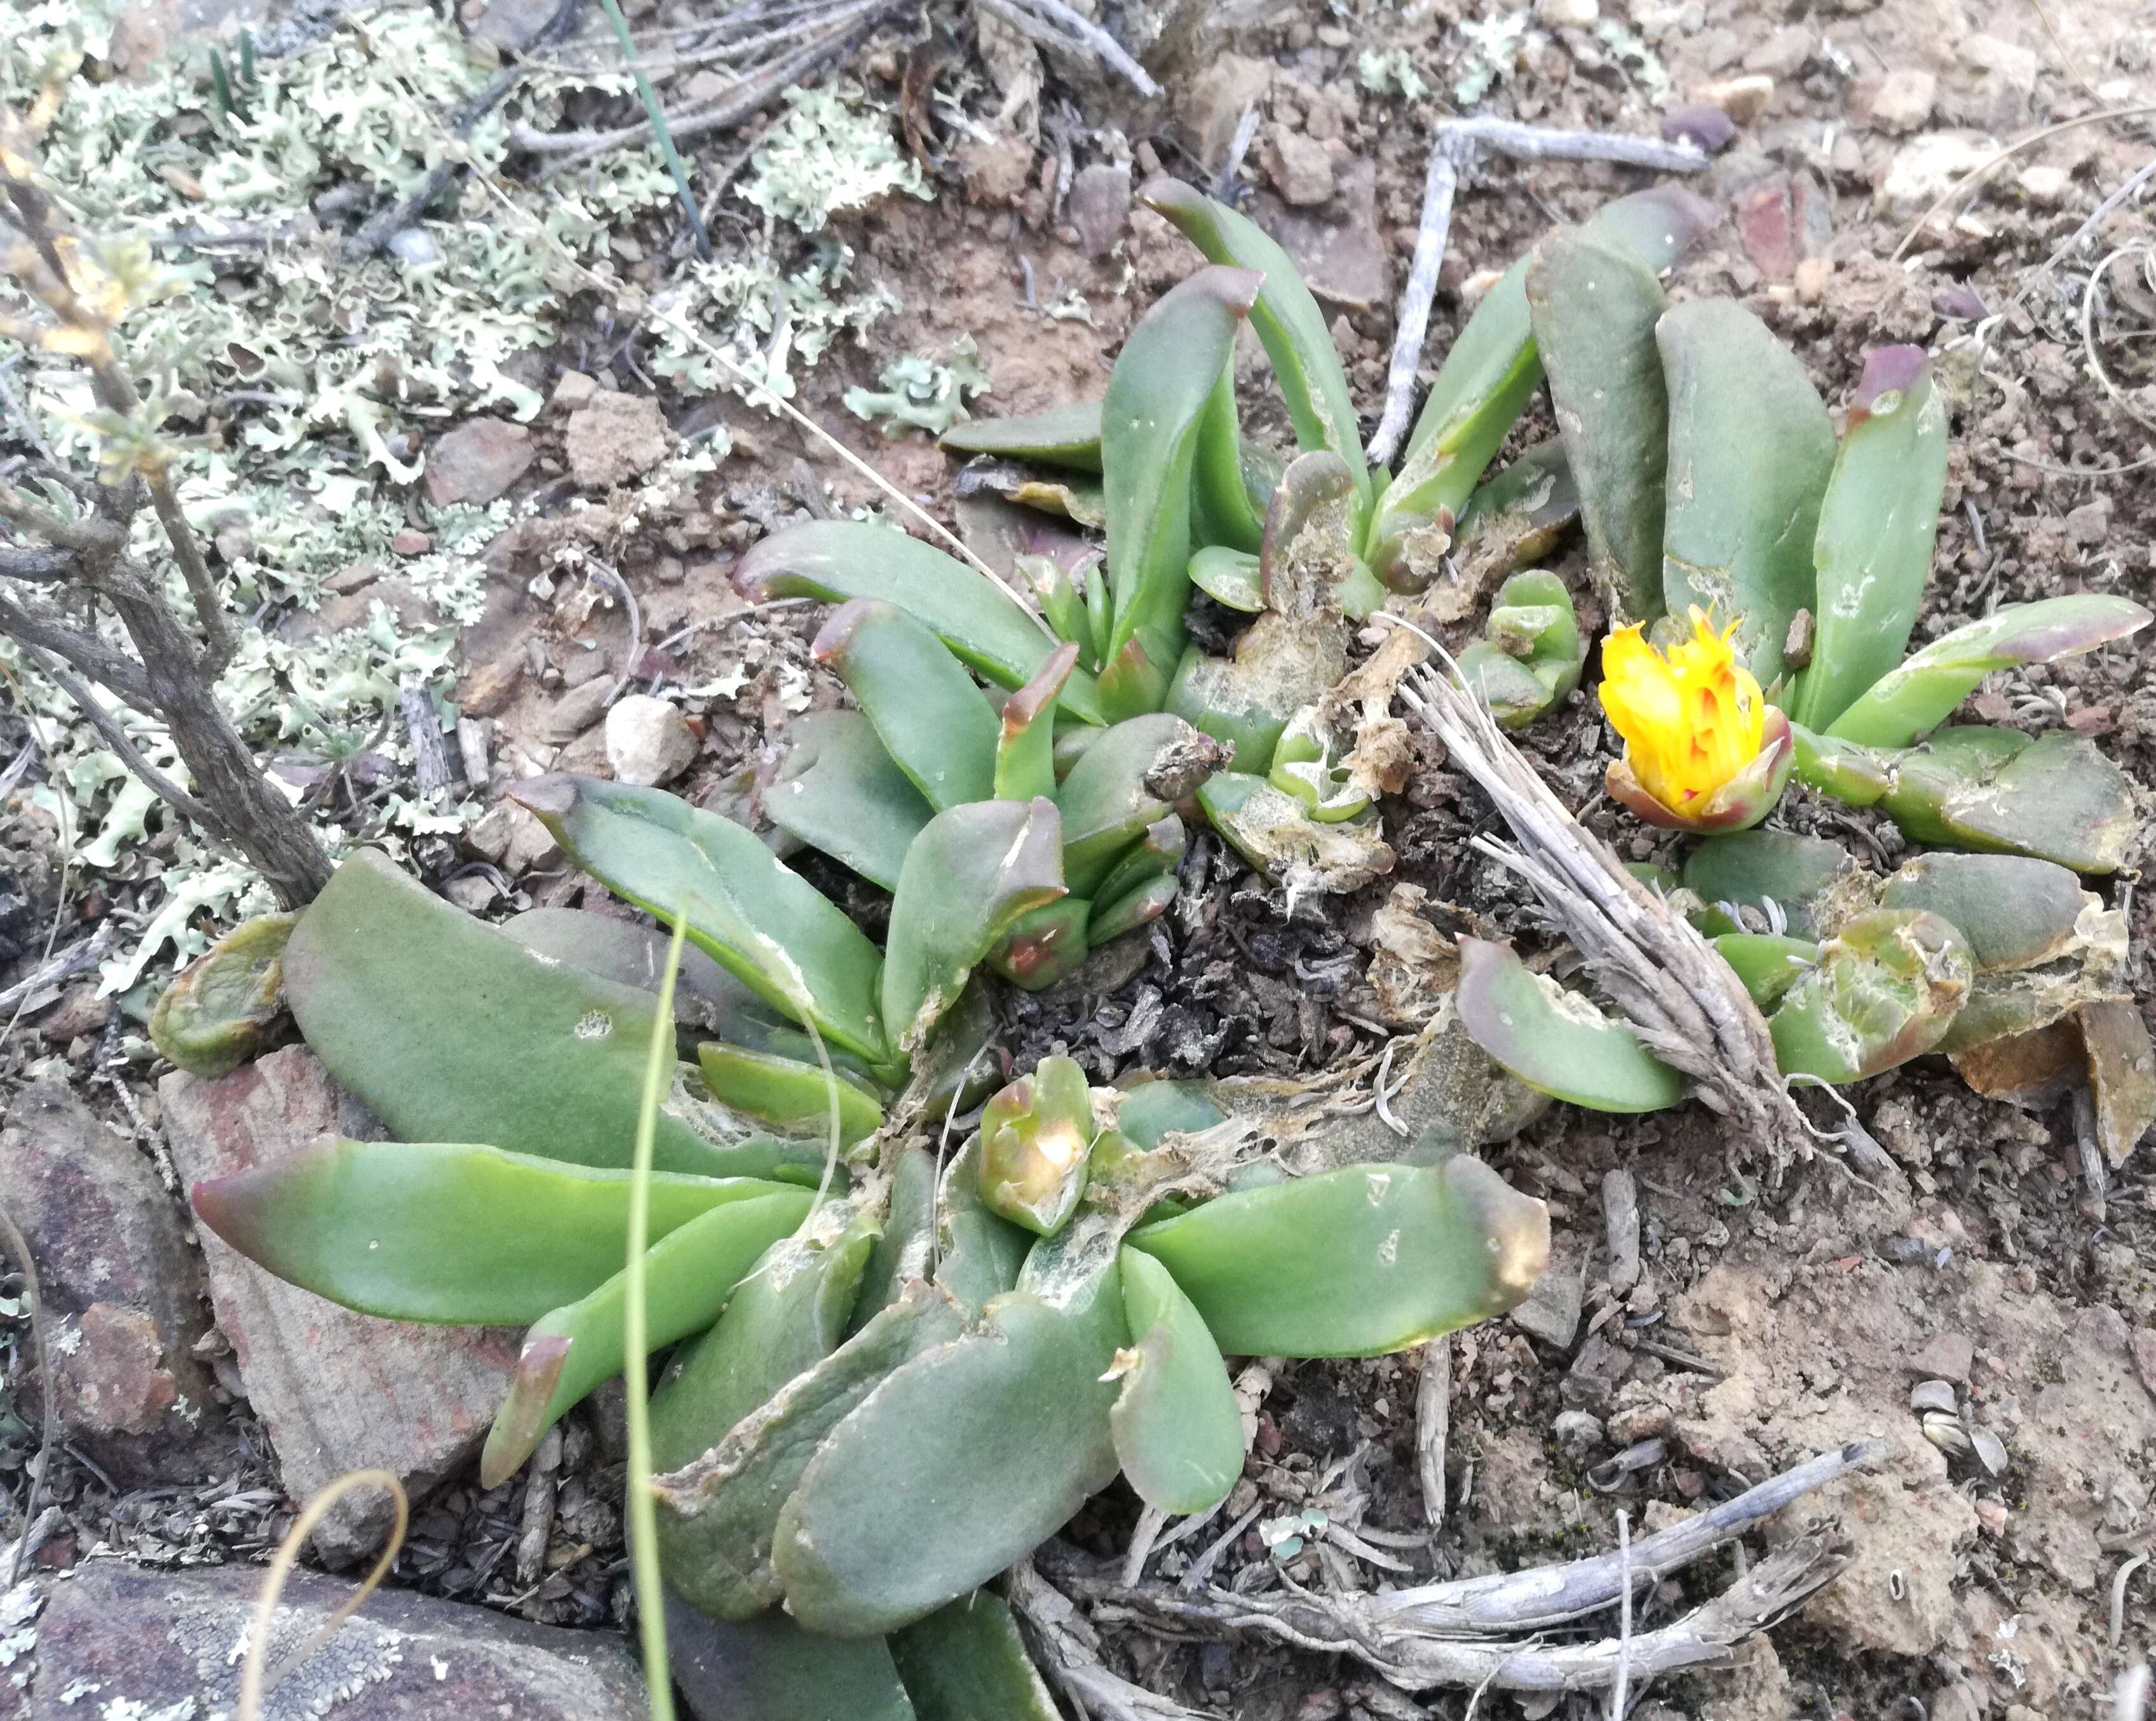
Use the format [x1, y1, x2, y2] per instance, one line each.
[1876, 132, 2001, 219]
[604, 693, 699, 787]
[1867, 67, 1937, 133]
[1265, 125, 1334, 207]
[160, 1049, 518, 1565]
[1910, 1330, 1973, 1383]
[0, 1084, 218, 1482]
[1069, 161, 1132, 258]
[544, 676, 614, 743]
[424, 418, 536, 507]
[1509, 1239, 1584, 1350]
[1256, 157, 1388, 311]
[1179, 53, 1271, 173]
[8, 1558, 644, 1720]
[565, 391, 671, 491]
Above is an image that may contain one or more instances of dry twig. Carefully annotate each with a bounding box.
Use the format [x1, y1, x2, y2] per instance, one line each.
[1045, 1439, 1877, 1680]
[1394, 651, 1813, 1161]
[972, 0, 1162, 100]
[1414, 1331, 1450, 1531]
[1366, 119, 1708, 466]
[1008, 1560, 1219, 1720]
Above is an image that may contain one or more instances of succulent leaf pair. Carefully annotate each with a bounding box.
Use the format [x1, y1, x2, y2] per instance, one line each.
[1461, 840, 2151, 1145]
[178, 854, 1550, 1713]
[749, 179, 1724, 888]
[1527, 276, 2149, 847]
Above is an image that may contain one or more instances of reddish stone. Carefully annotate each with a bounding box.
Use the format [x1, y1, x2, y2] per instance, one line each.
[160, 1049, 518, 1565]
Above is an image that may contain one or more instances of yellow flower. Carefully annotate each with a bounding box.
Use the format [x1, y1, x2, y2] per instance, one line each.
[1597, 609, 1792, 833]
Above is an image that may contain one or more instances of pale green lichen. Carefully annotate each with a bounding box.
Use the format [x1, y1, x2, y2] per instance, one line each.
[741, 83, 930, 234]
[844, 337, 991, 438]
[1454, 10, 1529, 104]
[1357, 47, 1429, 101]
[1, 4, 936, 1005]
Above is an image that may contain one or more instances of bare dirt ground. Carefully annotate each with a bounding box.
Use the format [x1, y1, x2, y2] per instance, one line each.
[6, 0, 2156, 1716]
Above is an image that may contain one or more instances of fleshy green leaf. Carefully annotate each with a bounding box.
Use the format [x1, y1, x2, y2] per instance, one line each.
[513, 775, 890, 1068]
[1192, 365, 1266, 554]
[1682, 830, 1854, 939]
[1056, 714, 1202, 894]
[1526, 231, 1670, 623]
[1140, 179, 1371, 517]
[651, 1207, 880, 1619]
[1102, 264, 1263, 665]
[191, 1138, 799, 1325]
[479, 1190, 811, 1487]
[503, 906, 782, 1039]
[697, 1044, 886, 1141]
[815, 598, 1001, 811]
[1453, 439, 1580, 576]
[150, 912, 297, 1078]
[1878, 726, 2140, 876]
[282, 852, 817, 1177]
[890, 1591, 1059, 1721]
[1657, 298, 1836, 687]
[996, 643, 1079, 803]
[851, 1145, 937, 1331]
[1826, 595, 2152, 749]
[654, 1281, 969, 1622]
[766, 710, 933, 892]
[1128, 1156, 1548, 1357]
[738, 520, 1102, 723]
[933, 1138, 1035, 1314]
[653, 1211, 877, 1469]
[1188, 545, 1264, 612]
[884, 799, 1066, 1053]
[771, 1264, 1127, 1636]
[1089, 814, 1188, 908]
[1456, 569, 1586, 730]
[1454, 937, 1684, 1113]
[1710, 932, 1819, 1012]
[1768, 908, 1972, 1084]
[668, 1600, 917, 1721]
[977, 1057, 1095, 1234]
[1115, 1080, 1226, 1150]
[939, 399, 1103, 472]
[1374, 187, 1718, 580]
[1875, 852, 2092, 973]
[987, 897, 1092, 991]
[1111, 1248, 1244, 1514]
[1789, 348, 1950, 731]
[1090, 873, 1177, 943]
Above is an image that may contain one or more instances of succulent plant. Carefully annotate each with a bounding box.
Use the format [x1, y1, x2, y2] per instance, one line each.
[1522, 313, 2149, 855]
[149, 912, 299, 1077]
[741, 179, 1722, 899]
[1460, 843, 2150, 1142]
[178, 849, 1549, 1708]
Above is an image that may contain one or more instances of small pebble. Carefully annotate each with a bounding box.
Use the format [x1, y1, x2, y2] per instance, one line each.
[1661, 103, 1736, 153]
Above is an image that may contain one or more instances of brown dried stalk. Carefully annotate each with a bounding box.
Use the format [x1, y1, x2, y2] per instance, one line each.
[0, 132, 331, 904]
[1393, 653, 1815, 1163]
[1041, 1443, 1875, 1694]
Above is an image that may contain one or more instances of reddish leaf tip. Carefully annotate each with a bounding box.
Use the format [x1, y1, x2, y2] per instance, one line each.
[1849, 345, 1929, 423]
[1004, 641, 1081, 736]
[808, 595, 888, 664]
[478, 1331, 574, 1489]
